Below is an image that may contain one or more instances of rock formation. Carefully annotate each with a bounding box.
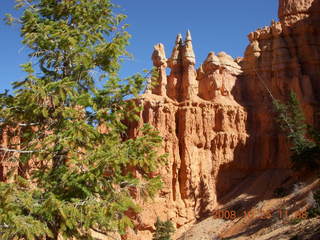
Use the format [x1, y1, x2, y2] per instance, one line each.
[151, 43, 167, 96]
[125, 0, 320, 238]
[181, 30, 198, 100]
[236, 0, 320, 174]
[167, 34, 183, 101]
[0, 126, 20, 181]
[125, 31, 248, 239]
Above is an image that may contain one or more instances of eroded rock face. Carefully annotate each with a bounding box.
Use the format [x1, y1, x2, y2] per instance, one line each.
[151, 43, 167, 96]
[126, 0, 320, 238]
[278, 0, 314, 21]
[214, 0, 320, 200]
[238, 0, 320, 176]
[197, 52, 242, 101]
[125, 31, 248, 239]
[0, 127, 20, 181]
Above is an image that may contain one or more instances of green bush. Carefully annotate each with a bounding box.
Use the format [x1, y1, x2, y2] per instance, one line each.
[289, 218, 302, 225]
[273, 91, 320, 171]
[307, 207, 320, 218]
[152, 217, 175, 240]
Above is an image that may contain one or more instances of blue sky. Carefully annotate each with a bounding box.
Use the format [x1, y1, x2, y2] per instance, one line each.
[0, 0, 278, 92]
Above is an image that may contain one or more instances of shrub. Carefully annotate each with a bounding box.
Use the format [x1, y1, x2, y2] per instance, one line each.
[152, 217, 175, 240]
[289, 218, 302, 225]
[273, 91, 320, 171]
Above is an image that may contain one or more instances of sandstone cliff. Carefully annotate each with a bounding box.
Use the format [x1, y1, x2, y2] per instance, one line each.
[124, 31, 248, 239]
[125, 0, 320, 239]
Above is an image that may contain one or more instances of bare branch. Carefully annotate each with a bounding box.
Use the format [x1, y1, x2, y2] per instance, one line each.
[0, 148, 37, 154]
[0, 121, 39, 127]
[18, 123, 39, 127]
[255, 70, 294, 134]
[91, 227, 120, 240]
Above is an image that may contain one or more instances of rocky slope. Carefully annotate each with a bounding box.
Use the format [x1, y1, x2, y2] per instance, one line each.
[176, 175, 320, 240]
[125, 0, 320, 239]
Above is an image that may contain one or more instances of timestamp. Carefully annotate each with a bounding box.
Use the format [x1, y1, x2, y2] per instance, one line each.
[212, 209, 307, 220]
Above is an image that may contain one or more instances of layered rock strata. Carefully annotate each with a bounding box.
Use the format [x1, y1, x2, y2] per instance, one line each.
[127, 0, 320, 238]
[235, 0, 320, 172]
[125, 31, 248, 239]
[214, 0, 320, 199]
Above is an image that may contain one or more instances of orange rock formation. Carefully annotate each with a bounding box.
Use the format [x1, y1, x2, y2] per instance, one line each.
[125, 31, 248, 239]
[125, 0, 320, 238]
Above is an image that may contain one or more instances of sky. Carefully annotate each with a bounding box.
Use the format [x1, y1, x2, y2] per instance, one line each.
[0, 0, 278, 92]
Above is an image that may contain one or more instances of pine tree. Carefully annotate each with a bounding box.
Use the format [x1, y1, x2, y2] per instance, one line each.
[0, 0, 164, 239]
[273, 91, 320, 170]
[152, 217, 175, 240]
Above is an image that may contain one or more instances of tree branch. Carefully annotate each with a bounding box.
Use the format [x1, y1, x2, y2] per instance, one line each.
[0, 148, 37, 153]
[0, 121, 39, 127]
[91, 227, 120, 240]
[18, 123, 39, 127]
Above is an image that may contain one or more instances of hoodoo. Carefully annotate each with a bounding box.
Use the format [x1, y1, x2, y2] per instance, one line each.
[125, 31, 248, 239]
[124, 0, 320, 239]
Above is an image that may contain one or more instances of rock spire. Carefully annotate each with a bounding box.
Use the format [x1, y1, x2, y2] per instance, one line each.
[151, 43, 167, 96]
